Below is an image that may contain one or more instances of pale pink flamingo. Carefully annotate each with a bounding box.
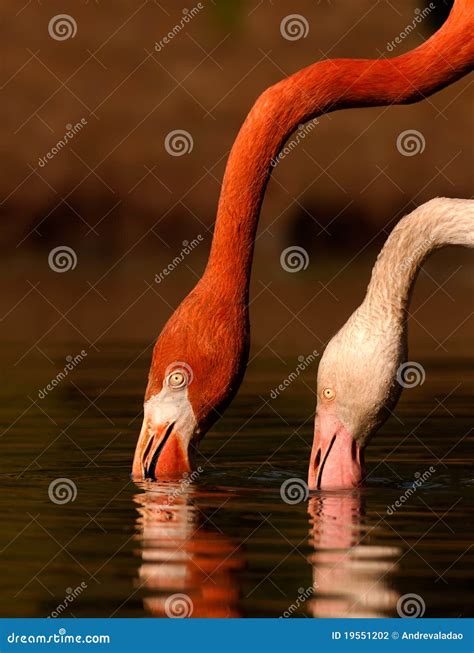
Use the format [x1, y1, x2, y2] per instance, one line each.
[309, 197, 474, 490]
[133, 1, 474, 480]
[307, 495, 400, 617]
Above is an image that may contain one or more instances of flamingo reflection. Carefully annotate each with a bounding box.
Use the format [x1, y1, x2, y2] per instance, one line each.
[134, 483, 243, 617]
[307, 494, 400, 617]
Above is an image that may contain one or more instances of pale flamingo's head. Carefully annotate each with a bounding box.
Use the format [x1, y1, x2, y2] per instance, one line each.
[132, 290, 249, 481]
[308, 314, 403, 490]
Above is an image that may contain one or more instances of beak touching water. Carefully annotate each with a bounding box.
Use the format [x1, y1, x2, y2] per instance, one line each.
[131, 391, 197, 481]
[132, 419, 193, 480]
[308, 410, 364, 490]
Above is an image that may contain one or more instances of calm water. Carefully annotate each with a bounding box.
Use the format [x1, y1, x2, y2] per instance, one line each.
[0, 344, 472, 618]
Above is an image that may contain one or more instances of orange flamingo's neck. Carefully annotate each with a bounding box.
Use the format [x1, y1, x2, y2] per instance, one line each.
[203, 0, 473, 301]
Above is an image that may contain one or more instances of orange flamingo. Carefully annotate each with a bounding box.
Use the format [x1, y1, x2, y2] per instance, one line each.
[133, 0, 474, 480]
[134, 488, 243, 617]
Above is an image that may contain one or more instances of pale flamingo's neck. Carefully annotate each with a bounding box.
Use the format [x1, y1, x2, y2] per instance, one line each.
[362, 198, 474, 325]
[202, 0, 473, 303]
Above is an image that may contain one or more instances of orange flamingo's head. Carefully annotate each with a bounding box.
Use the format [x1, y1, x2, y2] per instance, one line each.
[308, 317, 402, 490]
[132, 289, 249, 481]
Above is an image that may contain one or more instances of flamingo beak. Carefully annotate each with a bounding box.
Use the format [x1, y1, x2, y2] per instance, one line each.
[132, 420, 194, 480]
[308, 410, 364, 490]
[131, 391, 198, 481]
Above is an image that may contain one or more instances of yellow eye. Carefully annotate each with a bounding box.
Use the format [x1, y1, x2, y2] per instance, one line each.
[167, 371, 187, 389]
[322, 387, 335, 401]
[165, 361, 194, 388]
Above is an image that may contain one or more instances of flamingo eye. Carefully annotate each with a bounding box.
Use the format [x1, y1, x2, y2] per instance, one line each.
[322, 387, 335, 401]
[167, 371, 187, 389]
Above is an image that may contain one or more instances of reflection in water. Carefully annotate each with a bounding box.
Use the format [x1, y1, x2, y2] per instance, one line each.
[0, 338, 471, 618]
[134, 484, 243, 617]
[308, 494, 401, 618]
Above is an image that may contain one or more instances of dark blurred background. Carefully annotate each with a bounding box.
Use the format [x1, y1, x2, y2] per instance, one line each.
[1, 0, 472, 354]
[1, 1, 473, 622]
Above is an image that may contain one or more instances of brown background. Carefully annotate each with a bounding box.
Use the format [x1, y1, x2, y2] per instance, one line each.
[1, 0, 472, 356]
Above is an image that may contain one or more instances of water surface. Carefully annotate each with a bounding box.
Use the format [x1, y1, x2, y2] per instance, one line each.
[0, 345, 472, 618]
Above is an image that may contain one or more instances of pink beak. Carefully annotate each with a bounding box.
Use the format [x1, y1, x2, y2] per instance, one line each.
[132, 420, 193, 481]
[308, 410, 364, 490]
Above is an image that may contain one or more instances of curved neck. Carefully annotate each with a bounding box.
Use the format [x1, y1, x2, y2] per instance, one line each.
[363, 198, 474, 322]
[202, 0, 473, 302]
